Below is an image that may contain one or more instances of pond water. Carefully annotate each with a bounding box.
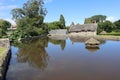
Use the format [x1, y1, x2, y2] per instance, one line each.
[6, 37, 120, 80]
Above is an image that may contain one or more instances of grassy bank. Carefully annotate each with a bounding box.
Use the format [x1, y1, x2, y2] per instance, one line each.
[101, 31, 120, 36]
[0, 47, 5, 56]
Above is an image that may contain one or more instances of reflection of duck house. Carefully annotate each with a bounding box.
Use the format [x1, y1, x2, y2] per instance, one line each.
[85, 38, 100, 48]
[86, 47, 99, 52]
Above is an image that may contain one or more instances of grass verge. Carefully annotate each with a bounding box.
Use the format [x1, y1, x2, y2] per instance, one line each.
[100, 31, 120, 36]
[0, 47, 5, 56]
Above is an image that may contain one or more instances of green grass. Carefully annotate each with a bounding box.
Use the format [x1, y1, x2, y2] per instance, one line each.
[0, 47, 5, 56]
[100, 31, 120, 36]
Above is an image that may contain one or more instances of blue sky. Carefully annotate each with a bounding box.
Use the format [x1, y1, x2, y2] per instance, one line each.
[0, 0, 120, 26]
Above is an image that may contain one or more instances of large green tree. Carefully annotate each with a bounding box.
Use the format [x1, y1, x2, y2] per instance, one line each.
[84, 15, 106, 24]
[91, 15, 106, 23]
[59, 14, 66, 29]
[47, 14, 66, 31]
[47, 21, 61, 31]
[103, 21, 115, 32]
[11, 0, 47, 40]
[97, 21, 115, 34]
[12, 0, 47, 20]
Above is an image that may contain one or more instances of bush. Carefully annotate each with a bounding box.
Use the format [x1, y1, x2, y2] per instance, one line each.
[0, 28, 6, 38]
[9, 30, 31, 41]
[97, 21, 115, 34]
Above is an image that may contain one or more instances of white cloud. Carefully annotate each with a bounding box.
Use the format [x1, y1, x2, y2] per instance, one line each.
[4, 18, 16, 25]
[44, 0, 53, 3]
[106, 16, 118, 22]
[0, 5, 17, 10]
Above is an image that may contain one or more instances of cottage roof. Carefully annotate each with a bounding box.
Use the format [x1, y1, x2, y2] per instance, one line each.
[49, 29, 67, 35]
[69, 24, 97, 32]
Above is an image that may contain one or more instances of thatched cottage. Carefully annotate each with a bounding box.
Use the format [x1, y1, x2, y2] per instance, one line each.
[69, 23, 98, 36]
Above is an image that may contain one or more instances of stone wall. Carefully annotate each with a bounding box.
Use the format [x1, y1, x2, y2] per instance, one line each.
[0, 38, 11, 80]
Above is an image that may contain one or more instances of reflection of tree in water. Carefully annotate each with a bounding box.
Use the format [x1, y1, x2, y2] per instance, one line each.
[49, 38, 66, 50]
[61, 40, 66, 50]
[16, 38, 49, 70]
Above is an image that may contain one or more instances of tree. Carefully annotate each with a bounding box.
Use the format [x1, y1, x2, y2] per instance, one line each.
[103, 21, 114, 32]
[12, 0, 47, 21]
[0, 19, 11, 30]
[47, 21, 61, 31]
[97, 21, 115, 34]
[11, 0, 48, 40]
[47, 14, 66, 31]
[0, 19, 11, 37]
[114, 20, 120, 30]
[84, 18, 92, 24]
[84, 15, 107, 24]
[59, 14, 66, 29]
[97, 22, 104, 34]
[91, 15, 106, 23]
[11, 8, 25, 21]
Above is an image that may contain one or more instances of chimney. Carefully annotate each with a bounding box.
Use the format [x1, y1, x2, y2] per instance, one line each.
[93, 20, 96, 24]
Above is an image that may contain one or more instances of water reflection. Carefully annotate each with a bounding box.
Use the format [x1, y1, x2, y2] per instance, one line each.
[12, 37, 67, 70]
[69, 36, 106, 44]
[49, 38, 66, 50]
[85, 47, 99, 52]
[7, 37, 120, 80]
[12, 36, 106, 69]
[16, 38, 49, 69]
[69, 36, 106, 52]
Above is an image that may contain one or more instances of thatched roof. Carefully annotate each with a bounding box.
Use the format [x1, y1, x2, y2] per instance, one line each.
[69, 23, 98, 32]
[49, 29, 68, 35]
[100, 31, 107, 34]
[85, 38, 100, 45]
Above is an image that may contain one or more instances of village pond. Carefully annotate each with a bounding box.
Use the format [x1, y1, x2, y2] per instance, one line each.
[6, 37, 120, 80]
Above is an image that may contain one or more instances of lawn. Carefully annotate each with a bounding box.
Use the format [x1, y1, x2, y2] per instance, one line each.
[107, 31, 120, 36]
[0, 47, 5, 56]
[100, 31, 120, 36]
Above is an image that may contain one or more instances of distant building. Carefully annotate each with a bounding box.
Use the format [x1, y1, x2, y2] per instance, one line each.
[11, 25, 17, 30]
[69, 23, 98, 36]
[48, 29, 68, 36]
[8, 25, 17, 30]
